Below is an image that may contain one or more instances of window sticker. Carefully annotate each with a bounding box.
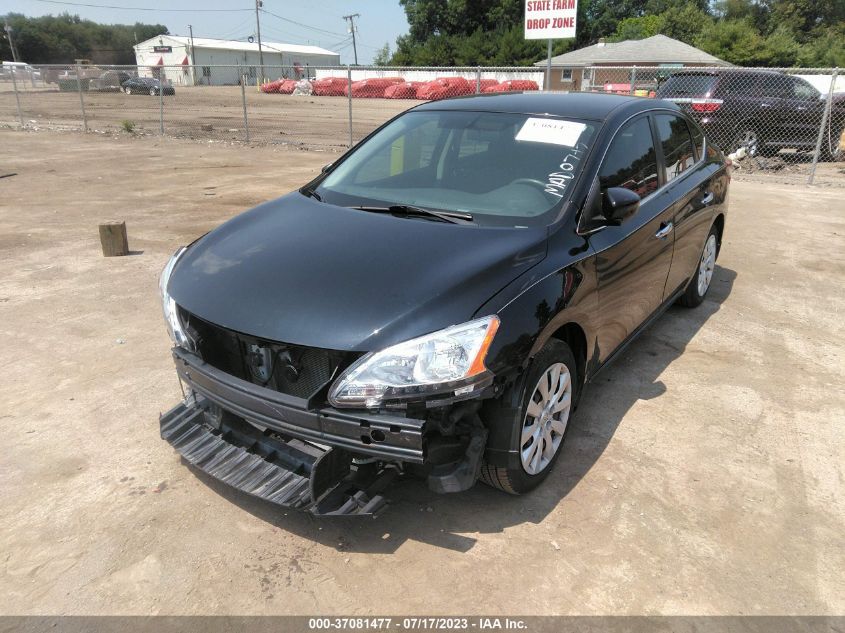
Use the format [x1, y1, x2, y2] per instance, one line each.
[516, 118, 587, 147]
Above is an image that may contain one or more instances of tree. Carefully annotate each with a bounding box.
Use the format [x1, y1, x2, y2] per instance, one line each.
[796, 25, 845, 67]
[390, 0, 842, 67]
[373, 43, 391, 65]
[612, 15, 664, 41]
[761, 24, 800, 66]
[0, 13, 167, 64]
[695, 18, 768, 65]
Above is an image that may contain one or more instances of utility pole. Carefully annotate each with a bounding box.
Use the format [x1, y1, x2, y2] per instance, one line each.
[188, 24, 196, 86]
[342, 13, 359, 65]
[4, 20, 20, 63]
[254, 0, 265, 82]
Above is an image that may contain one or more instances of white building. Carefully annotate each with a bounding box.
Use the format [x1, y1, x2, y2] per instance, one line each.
[133, 35, 340, 86]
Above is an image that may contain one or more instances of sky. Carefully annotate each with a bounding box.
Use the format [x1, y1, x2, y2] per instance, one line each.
[5, 0, 410, 64]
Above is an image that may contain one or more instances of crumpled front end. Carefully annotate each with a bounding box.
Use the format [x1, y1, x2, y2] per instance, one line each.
[160, 339, 489, 516]
[160, 395, 397, 517]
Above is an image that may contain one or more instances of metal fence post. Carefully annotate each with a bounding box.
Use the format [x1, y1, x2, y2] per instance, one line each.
[240, 67, 250, 143]
[76, 64, 88, 132]
[629, 66, 637, 96]
[808, 68, 839, 185]
[476, 66, 481, 94]
[10, 67, 24, 127]
[347, 65, 353, 148]
[159, 67, 164, 135]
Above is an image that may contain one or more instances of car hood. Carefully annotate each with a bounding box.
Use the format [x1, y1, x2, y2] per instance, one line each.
[168, 193, 548, 351]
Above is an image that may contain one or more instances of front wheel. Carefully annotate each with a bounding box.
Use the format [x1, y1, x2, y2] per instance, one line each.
[679, 225, 719, 308]
[149, 87, 157, 96]
[480, 339, 576, 495]
[124, 86, 132, 95]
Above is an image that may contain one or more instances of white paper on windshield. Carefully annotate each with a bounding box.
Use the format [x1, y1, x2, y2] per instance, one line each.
[515, 118, 586, 147]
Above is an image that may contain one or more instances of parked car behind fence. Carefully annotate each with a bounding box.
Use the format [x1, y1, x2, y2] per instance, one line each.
[656, 69, 845, 161]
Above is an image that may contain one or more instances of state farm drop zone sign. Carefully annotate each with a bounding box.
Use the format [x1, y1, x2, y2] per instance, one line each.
[525, 0, 577, 39]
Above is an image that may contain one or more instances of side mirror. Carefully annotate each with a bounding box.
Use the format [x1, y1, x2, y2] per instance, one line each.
[603, 187, 640, 225]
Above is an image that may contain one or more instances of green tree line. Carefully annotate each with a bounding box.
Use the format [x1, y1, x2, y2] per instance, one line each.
[387, 0, 845, 67]
[1, 13, 168, 65]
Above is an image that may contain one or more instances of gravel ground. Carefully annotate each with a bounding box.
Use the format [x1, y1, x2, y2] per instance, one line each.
[0, 129, 843, 615]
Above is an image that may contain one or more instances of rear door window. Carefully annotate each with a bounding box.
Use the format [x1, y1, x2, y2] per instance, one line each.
[716, 73, 760, 96]
[759, 74, 792, 99]
[655, 114, 696, 183]
[599, 117, 659, 198]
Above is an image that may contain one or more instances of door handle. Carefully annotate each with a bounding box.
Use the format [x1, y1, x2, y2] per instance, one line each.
[701, 191, 715, 206]
[655, 222, 673, 239]
[760, 102, 772, 108]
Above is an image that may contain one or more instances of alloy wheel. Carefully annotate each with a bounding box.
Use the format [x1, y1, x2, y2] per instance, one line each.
[520, 362, 572, 475]
[737, 129, 759, 156]
[697, 234, 717, 297]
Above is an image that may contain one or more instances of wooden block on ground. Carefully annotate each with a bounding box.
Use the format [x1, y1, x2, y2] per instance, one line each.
[99, 221, 129, 257]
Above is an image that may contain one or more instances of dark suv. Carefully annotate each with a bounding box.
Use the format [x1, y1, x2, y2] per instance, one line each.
[656, 69, 844, 159]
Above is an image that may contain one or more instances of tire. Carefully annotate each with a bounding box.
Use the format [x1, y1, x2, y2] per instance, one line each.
[679, 224, 719, 308]
[732, 126, 765, 157]
[479, 339, 577, 495]
[124, 86, 132, 95]
[150, 87, 157, 96]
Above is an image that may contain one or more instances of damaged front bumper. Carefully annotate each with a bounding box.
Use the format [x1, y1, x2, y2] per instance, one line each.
[160, 348, 487, 516]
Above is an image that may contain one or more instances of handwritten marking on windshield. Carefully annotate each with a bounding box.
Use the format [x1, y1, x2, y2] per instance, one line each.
[545, 143, 587, 198]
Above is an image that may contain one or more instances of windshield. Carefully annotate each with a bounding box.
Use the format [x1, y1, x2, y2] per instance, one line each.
[315, 110, 596, 227]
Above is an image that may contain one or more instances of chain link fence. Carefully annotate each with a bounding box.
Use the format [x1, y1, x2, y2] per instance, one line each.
[2, 63, 842, 185]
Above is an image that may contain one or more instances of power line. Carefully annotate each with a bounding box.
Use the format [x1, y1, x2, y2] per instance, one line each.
[32, 0, 252, 11]
[260, 8, 347, 38]
[215, 17, 256, 41]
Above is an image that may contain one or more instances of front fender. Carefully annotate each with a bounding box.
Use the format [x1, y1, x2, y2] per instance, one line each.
[473, 243, 599, 465]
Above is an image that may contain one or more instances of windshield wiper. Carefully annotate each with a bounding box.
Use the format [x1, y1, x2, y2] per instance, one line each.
[300, 186, 322, 202]
[350, 204, 473, 224]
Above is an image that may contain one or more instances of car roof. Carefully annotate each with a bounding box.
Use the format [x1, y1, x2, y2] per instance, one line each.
[413, 92, 674, 121]
[669, 68, 785, 77]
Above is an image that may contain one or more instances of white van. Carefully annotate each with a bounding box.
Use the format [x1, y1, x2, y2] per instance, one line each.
[0, 61, 41, 81]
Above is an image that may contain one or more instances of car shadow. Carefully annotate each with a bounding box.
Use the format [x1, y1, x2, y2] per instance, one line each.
[188, 264, 737, 553]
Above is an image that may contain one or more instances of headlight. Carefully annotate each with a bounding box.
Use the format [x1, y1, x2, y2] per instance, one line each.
[159, 247, 189, 348]
[329, 316, 500, 409]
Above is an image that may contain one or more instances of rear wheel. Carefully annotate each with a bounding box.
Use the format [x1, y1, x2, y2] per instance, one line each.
[732, 125, 764, 157]
[124, 86, 132, 95]
[679, 224, 719, 308]
[480, 340, 576, 495]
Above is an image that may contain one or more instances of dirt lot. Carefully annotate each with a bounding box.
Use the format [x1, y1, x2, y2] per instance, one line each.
[0, 129, 843, 615]
[0, 84, 413, 148]
[3, 84, 843, 186]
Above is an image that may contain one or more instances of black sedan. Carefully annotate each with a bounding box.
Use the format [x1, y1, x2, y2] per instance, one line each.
[121, 77, 175, 96]
[158, 92, 730, 516]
